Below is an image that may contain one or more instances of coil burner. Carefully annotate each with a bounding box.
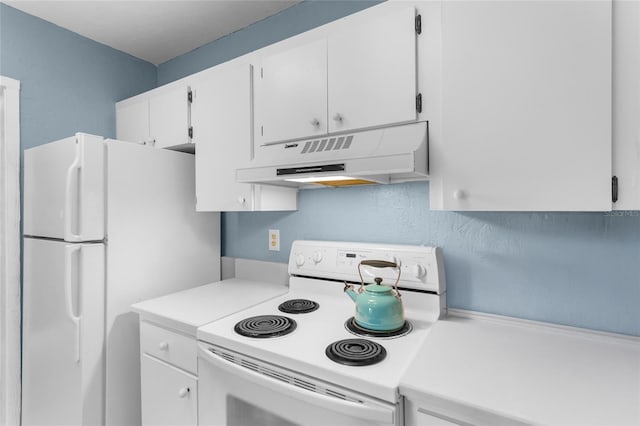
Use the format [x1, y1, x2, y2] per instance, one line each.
[234, 315, 297, 338]
[325, 338, 387, 366]
[344, 317, 413, 339]
[278, 299, 320, 314]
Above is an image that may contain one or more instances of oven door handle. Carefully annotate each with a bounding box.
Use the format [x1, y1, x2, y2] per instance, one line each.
[199, 345, 395, 424]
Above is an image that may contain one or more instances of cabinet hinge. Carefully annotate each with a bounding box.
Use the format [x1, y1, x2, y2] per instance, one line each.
[188, 126, 193, 139]
[415, 14, 422, 35]
[612, 176, 618, 203]
[261, 67, 263, 79]
[416, 93, 422, 113]
[187, 90, 193, 103]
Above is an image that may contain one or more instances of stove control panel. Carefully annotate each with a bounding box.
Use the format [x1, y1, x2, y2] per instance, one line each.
[288, 240, 445, 293]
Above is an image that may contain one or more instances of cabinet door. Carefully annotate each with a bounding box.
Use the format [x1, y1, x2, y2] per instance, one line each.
[141, 355, 197, 426]
[116, 99, 150, 144]
[328, 7, 418, 133]
[193, 64, 254, 211]
[612, 0, 640, 210]
[149, 85, 191, 149]
[432, 1, 612, 211]
[257, 39, 328, 144]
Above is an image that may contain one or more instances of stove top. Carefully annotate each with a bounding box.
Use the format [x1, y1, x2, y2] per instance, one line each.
[198, 277, 441, 403]
[197, 240, 446, 404]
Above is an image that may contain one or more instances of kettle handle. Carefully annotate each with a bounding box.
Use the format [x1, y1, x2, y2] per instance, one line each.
[357, 260, 402, 297]
[360, 260, 397, 269]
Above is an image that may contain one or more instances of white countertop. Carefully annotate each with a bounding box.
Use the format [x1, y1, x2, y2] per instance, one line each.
[400, 312, 640, 425]
[131, 278, 289, 336]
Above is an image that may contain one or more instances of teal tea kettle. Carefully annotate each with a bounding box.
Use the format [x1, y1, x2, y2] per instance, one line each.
[343, 259, 404, 331]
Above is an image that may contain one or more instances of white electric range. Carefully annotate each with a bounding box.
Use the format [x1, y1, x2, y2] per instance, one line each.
[197, 240, 446, 426]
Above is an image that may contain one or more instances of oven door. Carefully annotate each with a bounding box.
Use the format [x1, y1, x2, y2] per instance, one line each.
[198, 343, 399, 426]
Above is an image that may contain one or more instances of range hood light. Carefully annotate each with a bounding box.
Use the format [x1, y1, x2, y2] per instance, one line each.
[284, 175, 378, 187]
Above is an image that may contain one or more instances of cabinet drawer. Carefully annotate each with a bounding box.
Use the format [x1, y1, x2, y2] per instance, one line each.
[140, 321, 197, 373]
[141, 354, 197, 426]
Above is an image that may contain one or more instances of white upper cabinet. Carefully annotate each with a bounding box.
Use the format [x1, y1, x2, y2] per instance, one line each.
[149, 86, 191, 149]
[116, 101, 149, 146]
[257, 39, 328, 144]
[612, 0, 640, 210]
[116, 85, 193, 151]
[193, 63, 254, 211]
[328, 7, 417, 134]
[193, 63, 297, 212]
[256, 6, 419, 144]
[430, 0, 612, 211]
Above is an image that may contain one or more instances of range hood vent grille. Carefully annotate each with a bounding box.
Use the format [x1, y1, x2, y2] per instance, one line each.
[297, 135, 354, 155]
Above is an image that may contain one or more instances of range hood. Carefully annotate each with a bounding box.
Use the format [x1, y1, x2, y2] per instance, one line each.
[237, 121, 428, 188]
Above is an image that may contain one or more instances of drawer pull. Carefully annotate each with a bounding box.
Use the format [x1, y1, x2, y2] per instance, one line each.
[178, 387, 190, 398]
[158, 341, 169, 351]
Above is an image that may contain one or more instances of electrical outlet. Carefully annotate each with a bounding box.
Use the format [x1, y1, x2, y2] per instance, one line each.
[269, 229, 280, 251]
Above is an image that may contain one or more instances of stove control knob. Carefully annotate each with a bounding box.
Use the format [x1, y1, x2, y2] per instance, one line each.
[412, 264, 427, 278]
[295, 254, 305, 267]
[313, 251, 323, 264]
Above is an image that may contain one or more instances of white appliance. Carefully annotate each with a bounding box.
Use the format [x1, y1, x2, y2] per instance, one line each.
[197, 240, 445, 426]
[22, 133, 220, 426]
[236, 121, 428, 188]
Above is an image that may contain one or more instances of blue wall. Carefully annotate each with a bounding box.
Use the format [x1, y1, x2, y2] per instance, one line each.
[0, 3, 156, 150]
[158, 1, 640, 336]
[158, 0, 382, 85]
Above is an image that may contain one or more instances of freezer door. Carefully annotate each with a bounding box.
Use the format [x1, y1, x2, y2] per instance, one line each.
[22, 238, 105, 426]
[24, 133, 105, 241]
[103, 139, 220, 426]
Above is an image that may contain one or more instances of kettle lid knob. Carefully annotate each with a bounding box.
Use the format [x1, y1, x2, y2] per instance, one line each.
[374, 277, 383, 285]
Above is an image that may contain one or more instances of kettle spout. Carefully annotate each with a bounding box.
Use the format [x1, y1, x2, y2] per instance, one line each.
[343, 283, 358, 302]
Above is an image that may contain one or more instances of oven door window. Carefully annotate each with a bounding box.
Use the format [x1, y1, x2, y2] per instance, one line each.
[198, 344, 398, 426]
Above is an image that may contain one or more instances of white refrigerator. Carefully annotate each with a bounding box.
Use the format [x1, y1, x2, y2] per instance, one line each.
[22, 133, 220, 426]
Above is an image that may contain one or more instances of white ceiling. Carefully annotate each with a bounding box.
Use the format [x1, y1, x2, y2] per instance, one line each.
[2, 0, 302, 65]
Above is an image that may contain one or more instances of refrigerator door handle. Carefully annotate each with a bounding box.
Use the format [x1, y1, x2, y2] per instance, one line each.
[64, 139, 84, 241]
[64, 245, 82, 363]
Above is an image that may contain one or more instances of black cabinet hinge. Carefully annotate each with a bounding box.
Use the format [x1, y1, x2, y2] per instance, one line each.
[416, 93, 422, 113]
[415, 14, 422, 34]
[612, 176, 618, 203]
[188, 126, 193, 139]
[187, 90, 193, 103]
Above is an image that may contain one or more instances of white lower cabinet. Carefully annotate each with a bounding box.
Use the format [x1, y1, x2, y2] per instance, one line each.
[141, 355, 197, 426]
[139, 321, 198, 426]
